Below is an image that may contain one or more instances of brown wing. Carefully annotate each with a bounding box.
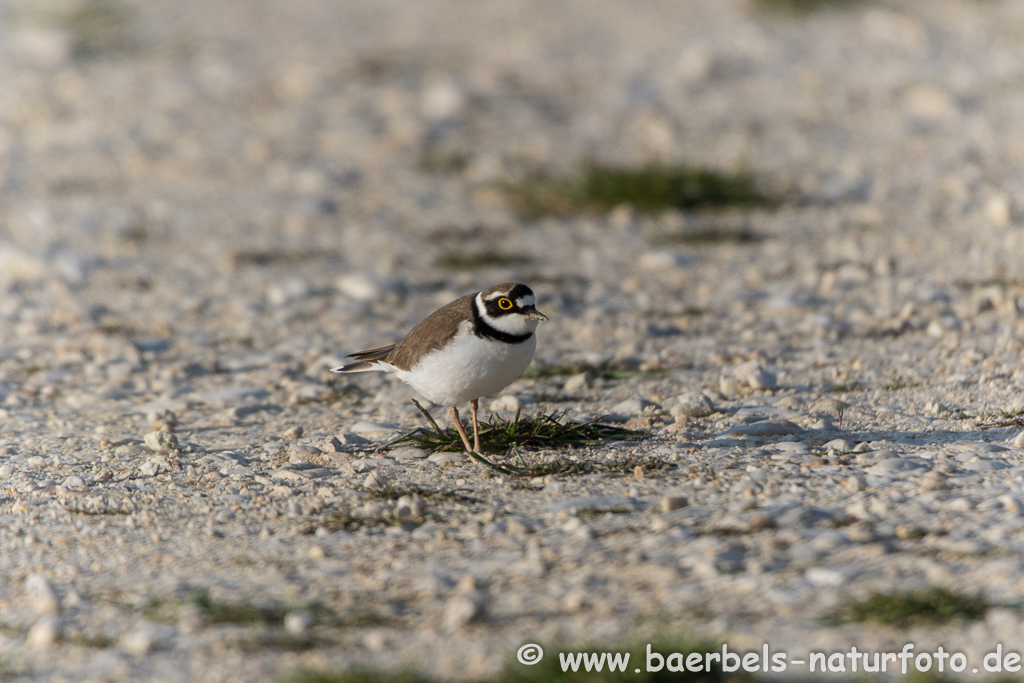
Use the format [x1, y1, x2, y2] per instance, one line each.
[345, 344, 397, 363]
[382, 293, 474, 371]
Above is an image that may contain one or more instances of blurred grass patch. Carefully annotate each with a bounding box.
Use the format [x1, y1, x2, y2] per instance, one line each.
[418, 150, 470, 174]
[65, 0, 133, 58]
[438, 248, 531, 269]
[186, 588, 287, 625]
[827, 587, 989, 628]
[14, 0, 135, 60]
[651, 226, 763, 246]
[753, 0, 864, 12]
[506, 162, 765, 219]
[524, 360, 658, 381]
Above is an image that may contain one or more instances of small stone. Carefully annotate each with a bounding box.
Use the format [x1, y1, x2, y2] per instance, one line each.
[866, 458, 928, 474]
[895, 524, 925, 540]
[730, 360, 778, 391]
[144, 431, 178, 453]
[489, 395, 521, 413]
[336, 431, 371, 446]
[712, 542, 747, 574]
[959, 457, 1007, 472]
[988, 193, 1014, 227]
[659, 495, 688, 512]
[805, 567, 850, 587]
[443, 593, 486, 629]
[395, 494, 427, 520]
[140, 457, 172, 476]
[349, 421, 396, 437]
[825, 438, 853, 452]
[176, 604, 206, 634]
[749, 514, 777, 531]
[720, 420, 804, 438]
[639, 250, 688, 271]
[284, 611, 315, 635]
[62, 475, 86, 491]
[290, 444, 324, 463]
[363, 471, 388, 489]
[147, 410, 178, 432]
[120, 621, 175, 655]
[389, 447, 429, 460]
[336, 272, 406, 302]
[27, 614, 61, 648]
[668, 391, 715, 419]
[428, 452, 469, 465]
[26, 574, 59, 613]
[843, 474, 867, 492]
[918, 472, 948, 491]
[267, 278, 313, 307]
[322, 436, 343, 452]
[947, 497, 974, 512]
[25, 455, 46, 468]
[609, 396, 655, 418]
[283, 425, 304, 439]
[563, 373, 591, 393]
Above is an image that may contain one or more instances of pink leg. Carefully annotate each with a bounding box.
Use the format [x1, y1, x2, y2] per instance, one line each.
[449, 405, 474, 454]
[470, 399, 481, 453]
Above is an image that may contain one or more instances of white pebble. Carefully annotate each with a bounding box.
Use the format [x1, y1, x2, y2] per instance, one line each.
[120, 621, 175, 655]
[489, 395, 521, 413]
[668, 391, 715, 419]
[26, 574, 59, 613]
[144, 431, 178, 453]
[284, 610, 315, 635]
[27, 614, 61, 648]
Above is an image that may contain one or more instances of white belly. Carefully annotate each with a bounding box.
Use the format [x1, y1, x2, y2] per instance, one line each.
[393, 330, 536, 406]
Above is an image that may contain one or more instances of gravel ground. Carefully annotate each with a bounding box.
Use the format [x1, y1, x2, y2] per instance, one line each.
[4, 0, 1024, 680]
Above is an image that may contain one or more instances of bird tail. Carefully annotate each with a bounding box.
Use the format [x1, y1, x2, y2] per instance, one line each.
[330, 344, 397, 374]
[330, 361, 378, 373]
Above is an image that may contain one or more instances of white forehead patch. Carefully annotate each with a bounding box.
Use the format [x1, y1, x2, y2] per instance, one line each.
[516, 295, 535, 307]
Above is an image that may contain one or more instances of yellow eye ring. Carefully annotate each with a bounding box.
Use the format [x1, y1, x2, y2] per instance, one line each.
[498, 297, 513, 310]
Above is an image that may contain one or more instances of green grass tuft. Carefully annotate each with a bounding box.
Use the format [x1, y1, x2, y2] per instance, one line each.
[827, 587, 989, 628]
[506, 162, 765, 218]
[387, 409, 647, 458]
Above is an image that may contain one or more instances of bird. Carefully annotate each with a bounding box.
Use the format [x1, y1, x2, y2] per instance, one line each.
[330, 283, 548, 455]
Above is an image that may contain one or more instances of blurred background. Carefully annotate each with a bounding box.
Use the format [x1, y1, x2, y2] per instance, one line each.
[2, 0, 1024, 376]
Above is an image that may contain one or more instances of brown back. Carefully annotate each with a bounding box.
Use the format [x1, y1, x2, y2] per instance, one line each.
[379, 292, 475, 371]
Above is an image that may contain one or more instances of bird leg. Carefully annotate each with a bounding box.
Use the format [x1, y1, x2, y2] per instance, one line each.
[448, 405, 474, 454]
[470, 399, 481, 453]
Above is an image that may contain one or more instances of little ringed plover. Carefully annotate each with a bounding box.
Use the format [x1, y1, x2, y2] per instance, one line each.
[331, 283, 548, 455]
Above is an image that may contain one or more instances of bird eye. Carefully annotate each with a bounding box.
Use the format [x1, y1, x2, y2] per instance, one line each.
[498, 297, 513, 310]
